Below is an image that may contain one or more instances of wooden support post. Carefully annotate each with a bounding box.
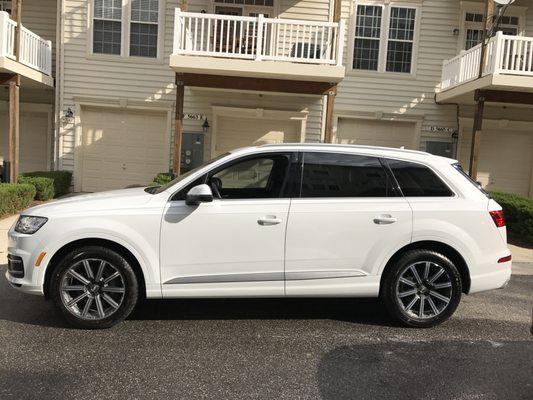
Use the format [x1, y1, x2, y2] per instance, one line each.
[173, 73, 185, 176]
[323, 85, 337, 143]
[8, 75, 20, 183]
[478, 0, 494, 78]
[180, 0, 188, 12]
[333, 0, 342, 22]
[12, 0, 21, 61]
[468, 92, 485, 180]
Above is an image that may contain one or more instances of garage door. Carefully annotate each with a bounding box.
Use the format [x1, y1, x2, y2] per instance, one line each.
[459, 127, 533, 197]
[81, 107, 168, 192]
[214, 116, 301, 155]
[0, 109, 49, 173]
[335, 119, 418, 149]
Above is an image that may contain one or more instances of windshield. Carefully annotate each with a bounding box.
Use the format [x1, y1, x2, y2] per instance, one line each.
[452, 163, 490, 198]
[146, 153, 230, 194]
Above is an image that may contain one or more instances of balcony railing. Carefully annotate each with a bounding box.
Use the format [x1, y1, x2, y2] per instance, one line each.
[173, 8, 345, 66]
[0, 11, 52, 76]
[441, 31, 533, 91]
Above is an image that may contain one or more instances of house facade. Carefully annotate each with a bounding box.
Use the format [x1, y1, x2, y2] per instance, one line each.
[1, 0, 532, 197]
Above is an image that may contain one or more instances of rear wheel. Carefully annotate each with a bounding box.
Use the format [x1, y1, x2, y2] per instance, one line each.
[381, 250, 462, 328]
[50, 246, 138, 329]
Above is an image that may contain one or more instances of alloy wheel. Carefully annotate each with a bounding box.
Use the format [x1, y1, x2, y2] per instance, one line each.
[60, 258, 126, 320]
[395, 261, 453, 320]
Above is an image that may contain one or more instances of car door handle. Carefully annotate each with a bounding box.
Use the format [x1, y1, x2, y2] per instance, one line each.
[373, 215, 397, 225]
[258, 216, 282, 226]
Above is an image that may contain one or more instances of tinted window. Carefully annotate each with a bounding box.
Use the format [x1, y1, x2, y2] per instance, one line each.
[208, 154, 292, 199]
[300, 152, 396, 198]
[387, 159, 454, 197]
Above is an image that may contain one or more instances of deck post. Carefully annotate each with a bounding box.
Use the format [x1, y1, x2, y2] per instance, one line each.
[478, 0, 494, 78]
[173, 73, 185, 176]
[323, 85, 337, 143]
[468, 90, 485, 180]
[12, 0, 21, 61]
[8, 75, 20, 183]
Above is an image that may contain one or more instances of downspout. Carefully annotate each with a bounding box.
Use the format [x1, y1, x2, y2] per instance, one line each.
[434, 93, 460, 159]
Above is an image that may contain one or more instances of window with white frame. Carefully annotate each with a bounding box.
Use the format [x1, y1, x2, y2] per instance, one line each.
[130, 0, 159, 57]
[352, 3, 418, 74]
[93, 0, 123, 55]
[0, 1, 12, 14]
[461, 9, 521, 50]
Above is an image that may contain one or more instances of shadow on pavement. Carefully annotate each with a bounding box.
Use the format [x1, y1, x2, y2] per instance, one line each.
[317, 341, 533, 400]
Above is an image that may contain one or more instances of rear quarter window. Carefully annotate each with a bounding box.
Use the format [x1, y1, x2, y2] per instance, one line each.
[387, 159, 454, 197]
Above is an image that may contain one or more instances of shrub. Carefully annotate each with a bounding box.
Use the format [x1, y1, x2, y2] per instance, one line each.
[21, 171, 72, 198]
[18, 176, 54, 201]
[152, 172, 173, 186]
[0, 183, 36, 218]
[490, 191, 533, 245]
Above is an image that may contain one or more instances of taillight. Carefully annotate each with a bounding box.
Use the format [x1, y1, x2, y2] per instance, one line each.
[489, 210, 505, 227]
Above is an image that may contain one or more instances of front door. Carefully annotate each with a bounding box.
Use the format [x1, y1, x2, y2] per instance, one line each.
[160, 152, 295, 297]
[285, 152, 413, 295]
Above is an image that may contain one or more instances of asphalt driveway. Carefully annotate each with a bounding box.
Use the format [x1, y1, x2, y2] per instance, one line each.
[0, 266, 531, 400]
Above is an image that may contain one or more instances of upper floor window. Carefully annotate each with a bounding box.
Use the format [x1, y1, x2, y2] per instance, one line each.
[91, 0, 160, 58]
[130, 0, 159, 57]
[352, 3, 418, 74]
[93, 0, 122, 55]
[0, 1, 12, 14]
[461, 8, 522, 50]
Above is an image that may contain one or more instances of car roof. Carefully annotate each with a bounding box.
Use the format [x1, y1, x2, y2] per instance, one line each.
[229, 143, 458, 165]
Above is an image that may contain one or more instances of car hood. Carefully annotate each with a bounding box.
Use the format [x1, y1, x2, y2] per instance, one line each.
[23, 187, 159, 217]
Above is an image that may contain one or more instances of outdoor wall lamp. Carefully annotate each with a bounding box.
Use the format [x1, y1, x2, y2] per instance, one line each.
[202, 118, 210, 133]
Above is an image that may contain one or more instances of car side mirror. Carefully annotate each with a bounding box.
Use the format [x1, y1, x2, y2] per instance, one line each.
[185, 184, 214, 206]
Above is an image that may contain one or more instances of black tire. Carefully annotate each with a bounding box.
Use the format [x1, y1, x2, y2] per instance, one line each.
[50, 246, 138, 329]
[381, 249, 462, 328]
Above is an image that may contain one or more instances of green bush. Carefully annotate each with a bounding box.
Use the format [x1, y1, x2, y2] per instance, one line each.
[18, 176, 54, 201]
[152, 172, 173, 186]
[0, 183, 36, 218]
[490, 191, 533, 245]
[21, 171, 72, 197]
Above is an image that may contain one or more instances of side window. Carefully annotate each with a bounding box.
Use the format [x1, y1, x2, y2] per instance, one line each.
[300, 152, 396, 198]
[387, 159, 454, 197]
[208, 154, 291, 199]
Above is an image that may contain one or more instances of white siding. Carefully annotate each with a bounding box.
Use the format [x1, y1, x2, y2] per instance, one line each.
[59, 0, 325, 182]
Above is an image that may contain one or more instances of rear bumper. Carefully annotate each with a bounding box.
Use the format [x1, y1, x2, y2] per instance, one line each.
[468, 260, 512, 294]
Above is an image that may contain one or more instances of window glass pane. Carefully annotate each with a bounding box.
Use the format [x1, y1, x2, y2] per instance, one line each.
[388, 159, 453, 197]
[130, 22, 158, 57]
[465, 28, 483, 50]
[301, 153, 394, 198]
[353, 38, 380, 70]
[355, 5, 382, 38]
[353, 5, 381, 71]
[93, 20, 121, 55]
[389, 7, 416, 41]
[386, 41, 413, 73]
[131, 0, 159, 23]
[210, 155, 290, 199]
[94, 0, 122, 20]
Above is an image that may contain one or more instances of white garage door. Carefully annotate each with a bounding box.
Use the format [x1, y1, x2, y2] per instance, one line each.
[335, 119, 418, 149]
[459, 127, 533, 197]
[81, 107, 168, 192]
[0, 109, 49, 173]
[214, 116, 301, 155]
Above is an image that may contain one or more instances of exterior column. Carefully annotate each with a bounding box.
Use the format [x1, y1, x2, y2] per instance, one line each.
[8, 76, 20, 183]
[333, 0, 341, 22]
[478, 0, 494, 78]
[12, 0, 21, 61]
[173, 73, 185, 176]
[323, 86, 337, 143]
[468, 92, 485, 180]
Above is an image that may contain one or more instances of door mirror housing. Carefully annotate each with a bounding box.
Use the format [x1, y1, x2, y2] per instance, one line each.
[186, 184, 214, 206]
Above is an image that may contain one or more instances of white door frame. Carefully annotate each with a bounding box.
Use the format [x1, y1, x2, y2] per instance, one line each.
[74, 100, 172, 192]
[211, 106, 308, 158]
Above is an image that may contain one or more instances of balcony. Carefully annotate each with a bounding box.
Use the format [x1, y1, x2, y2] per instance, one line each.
[437, 31, 533, 103]
[0, 11, 53, 87]
[170, 9, 346, 83]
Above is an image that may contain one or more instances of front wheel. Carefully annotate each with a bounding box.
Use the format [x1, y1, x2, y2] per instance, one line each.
[50, 246, 138, 329]
[381, 250, 462, 328]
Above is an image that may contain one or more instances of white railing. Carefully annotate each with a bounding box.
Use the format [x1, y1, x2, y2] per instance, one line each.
[441, 31, 533, 90]
[0, 11, 52, 76]
[173, 8, 345, 66]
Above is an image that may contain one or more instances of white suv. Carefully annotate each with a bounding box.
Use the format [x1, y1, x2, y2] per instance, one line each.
[5, 144, 512, 329]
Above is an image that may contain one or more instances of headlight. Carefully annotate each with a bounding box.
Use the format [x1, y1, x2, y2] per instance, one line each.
[14, 216, 48, 234]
